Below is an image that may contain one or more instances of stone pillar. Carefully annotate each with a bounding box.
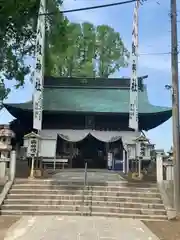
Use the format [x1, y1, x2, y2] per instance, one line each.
[0, 161, 6, 179]
[166, 163, 174, 180]
[9, 151, 16, 181]
[156, 151, 164, 183]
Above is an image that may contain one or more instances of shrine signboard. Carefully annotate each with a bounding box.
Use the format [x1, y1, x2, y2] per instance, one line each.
[24, 132, 41, 157]
[27, 138, 38, 157]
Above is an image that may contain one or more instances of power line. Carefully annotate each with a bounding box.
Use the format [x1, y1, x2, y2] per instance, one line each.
[139, 52, 171, 56]
[40, 0, 146, 15]
[61, 0, 138, 14]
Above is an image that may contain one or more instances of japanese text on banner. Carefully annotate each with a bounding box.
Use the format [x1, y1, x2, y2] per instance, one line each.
[33, 0, 45, 130]
[129, 0, 139, 131]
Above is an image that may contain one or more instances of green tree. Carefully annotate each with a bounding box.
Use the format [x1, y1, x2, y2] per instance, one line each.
[49, 22, 82, 77]
[0, 0, 68, 90]
[75, 22, 96, 77]
[96, 25, 129, 77]
[50, 22, 129, 78]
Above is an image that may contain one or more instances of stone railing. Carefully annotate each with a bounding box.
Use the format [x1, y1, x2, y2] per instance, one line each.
[156, 150, 176, 219]
[0, 151, 16, 208]
[156, 150, 174, 182]
[0, 151, 16, 181]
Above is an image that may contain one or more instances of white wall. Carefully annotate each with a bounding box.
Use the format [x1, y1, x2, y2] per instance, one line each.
[40, 139, 56, 158]
[40, 129, 57, 139]
[24, 139, 28, 148]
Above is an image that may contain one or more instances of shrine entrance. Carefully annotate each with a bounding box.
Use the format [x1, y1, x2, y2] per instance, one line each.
[75, 134, 106, 169]
[55, 131, 124, 170]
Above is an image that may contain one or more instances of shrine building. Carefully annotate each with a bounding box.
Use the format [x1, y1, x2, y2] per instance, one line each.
[4, 76, 172, 171]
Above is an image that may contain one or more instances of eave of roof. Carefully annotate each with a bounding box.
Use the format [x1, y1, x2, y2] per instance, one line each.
[3, 87, 171, 114]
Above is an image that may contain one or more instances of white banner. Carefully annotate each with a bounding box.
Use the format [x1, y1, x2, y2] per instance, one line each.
[33, 0, 46, 130]
[129, 0, 139, 131]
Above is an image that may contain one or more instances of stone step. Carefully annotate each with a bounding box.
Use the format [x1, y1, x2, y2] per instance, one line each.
[9, 189, 161, 198]
[90, 212, 167, 220]
[7, 194, 163, 203]
[3, 199, 165, 209]
[0, 209, 167, 221]
[90, 206, 166, 215]
[14, 179, 126, 185]
[90, 191, 161, 198]
[14, 179, 157, 187]
[12, 184, 159, 192]
[1, 204, 166, 215]
[7, 193, 84, 200]
[90, 201, 164, 209]
[1, 204, 88, 212]
[0, 209, 84, 216]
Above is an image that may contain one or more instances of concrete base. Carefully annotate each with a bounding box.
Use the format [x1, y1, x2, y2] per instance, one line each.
[28, 170, 43, 178]
[158, 181, 177, 220]
[34, 170, 43, 177]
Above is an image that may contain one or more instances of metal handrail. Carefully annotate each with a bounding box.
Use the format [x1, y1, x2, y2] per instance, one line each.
[81, 162, 88, 216]
[84, 162, 88, 187]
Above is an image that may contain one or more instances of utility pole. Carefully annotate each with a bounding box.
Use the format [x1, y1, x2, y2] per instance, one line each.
[171, 0, 180, 213]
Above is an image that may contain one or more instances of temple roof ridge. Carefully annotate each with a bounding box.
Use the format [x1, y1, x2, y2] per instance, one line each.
[44, 75, 148, 89]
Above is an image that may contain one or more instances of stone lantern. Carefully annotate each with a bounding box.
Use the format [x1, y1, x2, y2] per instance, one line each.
[134, 134, 155, 178]
[0, 124, 15, 179]
[167, 147, 173, 161]
[135, 134, 154, 159]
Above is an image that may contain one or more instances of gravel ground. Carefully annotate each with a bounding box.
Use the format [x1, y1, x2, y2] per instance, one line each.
[143, 219, 180, 240]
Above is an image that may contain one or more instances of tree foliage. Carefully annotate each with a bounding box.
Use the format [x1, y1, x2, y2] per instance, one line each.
[49, 22, 130, 78]
[0, 0, 129, 98]
[0, 0, 68, 88]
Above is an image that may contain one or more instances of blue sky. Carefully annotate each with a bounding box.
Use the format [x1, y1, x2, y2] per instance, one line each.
[1, 0, 180, 151]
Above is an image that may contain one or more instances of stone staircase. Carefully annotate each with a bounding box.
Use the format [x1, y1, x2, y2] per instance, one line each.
[0, 179, 167, 220]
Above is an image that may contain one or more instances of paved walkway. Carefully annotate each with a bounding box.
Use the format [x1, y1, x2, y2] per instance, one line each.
[4, 216, 160, 240]
[52, 169, 125, 183]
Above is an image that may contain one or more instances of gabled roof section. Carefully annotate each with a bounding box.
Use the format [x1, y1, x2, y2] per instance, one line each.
[24, 131, 41, 139]
[3, 76, 171, 115]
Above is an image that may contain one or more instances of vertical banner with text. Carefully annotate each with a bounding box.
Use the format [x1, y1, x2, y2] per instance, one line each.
[33, 0, 46, 130]
[129, 0, 139, 131]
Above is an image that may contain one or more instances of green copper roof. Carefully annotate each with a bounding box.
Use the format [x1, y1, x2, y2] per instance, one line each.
[4, 86, 171, 114]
